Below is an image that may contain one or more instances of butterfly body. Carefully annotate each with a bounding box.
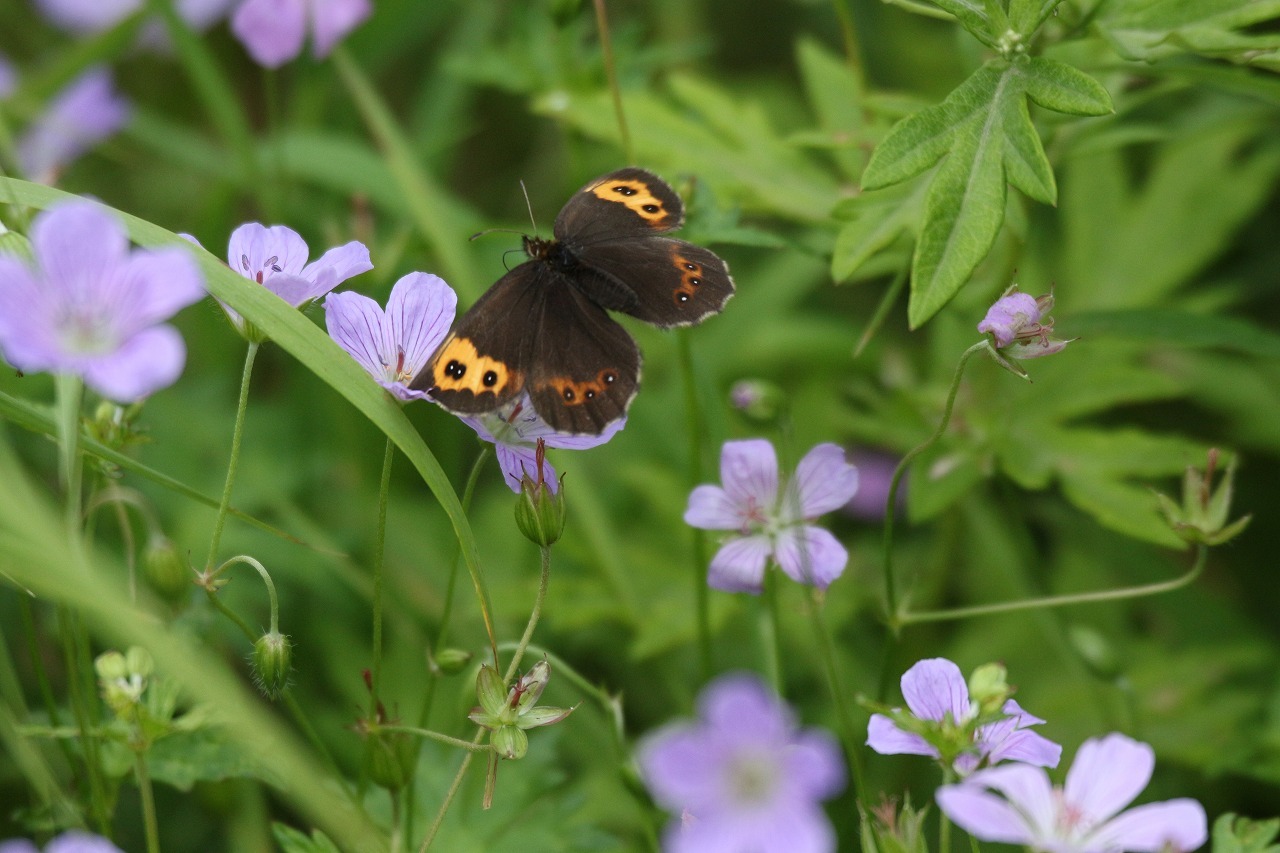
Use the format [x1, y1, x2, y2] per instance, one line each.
[414, 168, 734, 435]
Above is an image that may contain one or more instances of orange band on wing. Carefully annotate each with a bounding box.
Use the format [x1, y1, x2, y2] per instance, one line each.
[431, 336, 521, 397]
[544, 369, 621, 407]
[672, 252, 705, 306]
[588, 178, 675, 227]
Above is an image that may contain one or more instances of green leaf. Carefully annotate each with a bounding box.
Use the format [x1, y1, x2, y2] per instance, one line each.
[1069, 309, 1280, 359]
[831, 182, 925, 282]
[1002, 95, 1056, 205]
[273, 824, 343, 853]
[1096, 0, 1280, 70]
[929, 0, 992, 43]
[1212, 814, 1280, 853]
[1021, 57, 1113, 116]
[909, 97, 1008, 327]
[148, 728, 280, 792]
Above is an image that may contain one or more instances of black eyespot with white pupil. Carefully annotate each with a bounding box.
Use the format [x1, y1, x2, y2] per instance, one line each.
[643, 204, 660, 213]
[563, 389, 575, 401]
[603, 372, 616, 383]
[482, 370, 498, 387]
[445, 360, 466, 379]
[684, 262, 697, 271]
[613, 185, 637, 196]
[585, 390, 595, 399]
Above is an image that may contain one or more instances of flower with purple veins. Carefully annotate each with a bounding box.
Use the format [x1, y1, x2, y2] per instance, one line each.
[936, 732, 1208, 853]
[0, 830, 124, 853]
[978, 285, 1073, 369]
[324, 272, 456, 402]
[637, 673, 846, 853]
[460, 396, 625, 494]
[867, 658, 1061, 776]
[0, 202, 204, 402]
[212, 222, 372, 342]
[684, 439, 859, 593]
[15, 67, 131, 185]
[232, 0, 373, 68]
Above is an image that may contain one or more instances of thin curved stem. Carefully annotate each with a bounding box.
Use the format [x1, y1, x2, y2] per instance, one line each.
[205, 342, 259, 571]
[898, 544, 1210, 625]
[881, 341, 990, 631]
[370, 437, 395, 720]
[760, 567, 782, 697]
[505, 545, 552, 683]
[135, 753, 160, 853]
[805, 591, 866, 805]
[382, 725, 491, 752]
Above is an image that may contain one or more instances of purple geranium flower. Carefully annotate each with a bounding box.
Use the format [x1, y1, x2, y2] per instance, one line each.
[684, 439, 859, 593]
[937, 733, 1208, 853]
[0, 202, 204, 402]
[0, 830, 124, 853]
[867, 658, 1061, 776]
[212, 222, 371, 341]
[843, 448, 903, 522]
[0, 54, 16, 98]
[460, 396, 625, 494]
[323, 272, 456, 402]
[637, 673, 845, 853]
[33, 0, 233, 34]
[232, 0, 372, 68]
[16, 67, 131, 185]
[978, 286, 1072, 359]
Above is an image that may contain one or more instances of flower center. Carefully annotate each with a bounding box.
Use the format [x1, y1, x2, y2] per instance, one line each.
[726, 749, 777, 806]
[241, 253, 283, 283]
[1052, 789, 1091, 840]
[56, 305, 117, 356]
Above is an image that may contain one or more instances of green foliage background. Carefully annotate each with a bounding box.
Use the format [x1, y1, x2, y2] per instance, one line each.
[1, 0, 1279, 850]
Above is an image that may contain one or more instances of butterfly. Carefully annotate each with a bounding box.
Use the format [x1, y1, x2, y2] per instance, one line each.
[411, 168, 735, 434]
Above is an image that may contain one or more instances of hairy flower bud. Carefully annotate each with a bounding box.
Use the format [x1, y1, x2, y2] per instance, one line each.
[251, 631, 293, 700]
[514, 440, 566, 547]
[143, 536, 191, 603]
[431, 647, 473, 676]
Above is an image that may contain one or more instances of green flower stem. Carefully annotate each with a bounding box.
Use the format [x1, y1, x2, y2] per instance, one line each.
[55, 374, 84, 554]
[760, 567, 783, 696]
[418, 731, 485, 852]
[404, 447, 488, 846]
[205, 342, 259, 572]
[677, 332, 713, 679]
[940, 805, 952, 853]
[805, 591, 866, 804]
[882, 341, 990, 633]
[381, 725, 491, 752]
[57, 607, 109, 833]
[85, 486, 162, 603]
[203, 555, 281, 640]
[369, 437, 395, 722]
[899, 543, 1210, 625]
[592, 0, 632, 162]
[505, 545, 552, 682]
[829, 0, 867, 85]
[135, 753, 160, 853]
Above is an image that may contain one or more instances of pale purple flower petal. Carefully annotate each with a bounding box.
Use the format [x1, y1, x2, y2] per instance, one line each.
[232, 0, 308, 68]
[900, 658, 971, 723]
[866, 714, 935, 757]
[0, 841, 39, 853]
[970, 763, 1058, 831]
[299, 240, 374, 300]
[936, 780, 1036, 844]
[495, 443, 557, 494]
[977, 291, 1039, 347]
[844, 449, 902, 521]
[31, 201, 130, 295]
[227, 223, 310, 281]
[773, 525, 847, 588]
[386, 273, 454, 381]
[707, 535, 771, 592]
[719, 438, 779, 512]
[1064, 733, 1152, 824]
[0, 55, 16, 99]
[17, 67, 131, 185]
[44, 829, 126, 853]
[32, 0, 139, 32]
[981, 700, 1062, 769]
[309, 0, 372, 57]
[786, 443, 859, 519]
[80, 324, 186, 403]
[1092, 799, 1208, 851]
[684, 485, 741, 530]
[639, 674, 844, 853]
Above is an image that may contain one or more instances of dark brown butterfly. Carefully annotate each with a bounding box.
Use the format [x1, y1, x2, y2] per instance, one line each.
[411, 168, 734, 434]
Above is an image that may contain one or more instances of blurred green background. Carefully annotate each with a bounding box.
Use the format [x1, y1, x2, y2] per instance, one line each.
[1, 0, 1279, 849]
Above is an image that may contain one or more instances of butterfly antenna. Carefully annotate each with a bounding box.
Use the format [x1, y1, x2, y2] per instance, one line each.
[519, 179, 538, 235]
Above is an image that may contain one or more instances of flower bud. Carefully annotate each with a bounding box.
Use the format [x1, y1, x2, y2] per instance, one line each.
[95, 647, 151, 717]
[492, 725, 529, 760]
[431, 647, 473, 676]
[729, 379, 784, 425]
[143, 536, 191, 603]
[514, 440, 566, 547]
[251, 631, 293, 700]
[967, 663, 1009, 717]
[1155, 449, 1252, 547]
[365, 728, 416, 790]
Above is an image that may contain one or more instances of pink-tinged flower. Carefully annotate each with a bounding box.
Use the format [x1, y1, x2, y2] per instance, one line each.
[16, 67, 131, 185]
[33, 0, 233, 34]
[461, 397, 625, 494]
[843, 448, 902, 522]
[232, 0, 373, 68]
[637, 673, 845, 853]
[978, 286, 1073, 370]
[684, 440, 859, 593]
[0, 830, 124, 853]
[0, 202, 204, 402]
[867, 658, 1061, 776]
[936, 733, 1208, 853]
[211, 222, 371, 341]
[324, 272, 456, 402]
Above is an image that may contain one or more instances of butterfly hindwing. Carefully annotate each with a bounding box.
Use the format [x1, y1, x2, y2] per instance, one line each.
[525, 278, 640, 434]
[571, 236, 734, 328]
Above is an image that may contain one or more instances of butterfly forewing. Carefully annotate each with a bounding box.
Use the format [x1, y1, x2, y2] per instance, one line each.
[555, 168, 685, 244]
